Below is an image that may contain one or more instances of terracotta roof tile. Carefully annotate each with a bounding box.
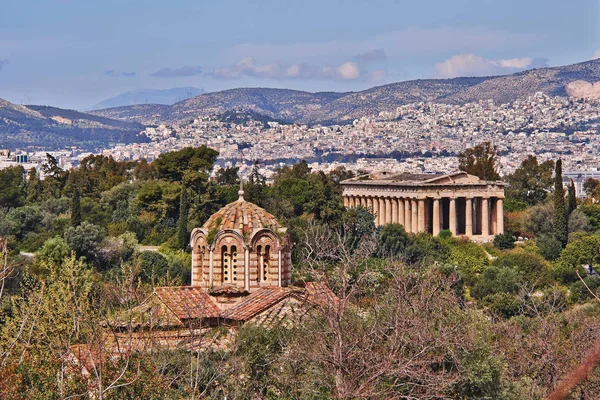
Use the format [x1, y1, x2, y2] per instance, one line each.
[304, 281, 338, 308]
[154, 286, 220, 319]
[221, 287, 292, 321]
[202, 199, 281, 235]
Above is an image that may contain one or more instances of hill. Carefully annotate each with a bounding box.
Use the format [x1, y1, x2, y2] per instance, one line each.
[88, 58, 600, 125]
[89, 87, 204, 110]
[0, 100, 149, 149]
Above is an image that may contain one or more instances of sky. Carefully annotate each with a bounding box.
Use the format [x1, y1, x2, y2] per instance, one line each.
[0, 0, 599, 110]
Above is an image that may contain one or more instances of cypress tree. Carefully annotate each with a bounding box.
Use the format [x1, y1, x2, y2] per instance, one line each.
[71, 188, 81, 227]
[177, 187, 189, 250]
[553, 159, 568, 247]
[566, 179, 577, 216]
[26, 167, 41, 203]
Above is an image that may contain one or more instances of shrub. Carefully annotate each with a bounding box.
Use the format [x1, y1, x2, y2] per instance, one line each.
[449, 242, 489, 284]
[536, 235, 563, 261]
[483, 292, 522, 318]
[439, 229, 452, 239]
[493, 251, 553, 287]
[493, 232, 515, 250]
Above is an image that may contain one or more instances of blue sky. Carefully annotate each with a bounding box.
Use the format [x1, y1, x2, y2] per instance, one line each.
[0, 0, 599, 109]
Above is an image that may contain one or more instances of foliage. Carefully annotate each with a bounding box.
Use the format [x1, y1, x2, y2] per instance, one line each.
[553, 159, 568, 247]
[70, 188, 81, 227]
[493, 232, 515, 250]
[536, 235, 563, 261]
[457, 141, 500, 180]
[0, 166, 26, 208]
[449, 241, 490, 284]
[64, 221, 106, 262]
[177, 187, 189, 250]
[505, 155, 554, 206]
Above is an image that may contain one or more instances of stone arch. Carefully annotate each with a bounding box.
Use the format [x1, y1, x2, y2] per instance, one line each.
[214, 231, 245, 286]
[190, 229, 208, 286]
[250, 230, 280, 285]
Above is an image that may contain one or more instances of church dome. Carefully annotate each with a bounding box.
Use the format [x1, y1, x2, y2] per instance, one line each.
[202, 197, 282, 235]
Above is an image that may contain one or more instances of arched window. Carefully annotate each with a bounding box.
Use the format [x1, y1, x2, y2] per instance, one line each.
[221, 245, 229, 283]
[231, 245, 238, 282]
[263, 245, 270, 282]
[257, 245, 263, 283]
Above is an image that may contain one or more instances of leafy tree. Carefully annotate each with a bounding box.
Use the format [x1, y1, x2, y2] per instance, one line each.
[71, 188, 81, 227]
[0, 165, 26, 208]
[153, 146, 218, 186]
[26, 167, 42, 203]
[583, 177, 600, 199]
[216, 166, 240, 185]
[505, 155, 554, 206]
[458, 141, 500, 180]
[377, 223, 409, 258]
[493, 250, 552, 287]
[244, 161, 267, 206]
[6, 205, 44, 240]
[553, 159, 568, 247]
[64, 221, 106, 262]
[493, 232, 515, 250]
[177, 187, 189, 250]
[536, 235, 563, 261]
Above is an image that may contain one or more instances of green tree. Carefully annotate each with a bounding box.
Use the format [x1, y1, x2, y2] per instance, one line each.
[177, 187, 189, 250]
[26, 167, 42, 203]
[567, 179, 577, 216]
[216, 166, 240, 185]
[0, 165, 26, 208]
[553, 159, 568, 247]
[505, 155, 554, 206]
[153, 146, 218, 185]
[458, 141, 500, 181]
[64, 221, 106, 262]
[71, 188, 81, 227]
[493, 232, 515, 250]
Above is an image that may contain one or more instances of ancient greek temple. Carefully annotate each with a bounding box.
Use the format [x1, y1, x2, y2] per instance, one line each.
[341, 171, 505, 239]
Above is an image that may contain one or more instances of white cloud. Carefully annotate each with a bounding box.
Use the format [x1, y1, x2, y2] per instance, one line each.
[433, 54, 548, 78]
[593, 50, 600, 59]
[222, 27, 539, 61]
[210, 57, 361, 81]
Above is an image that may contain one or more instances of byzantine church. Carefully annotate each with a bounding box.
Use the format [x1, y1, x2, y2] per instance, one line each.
[109, 185, 333, 349]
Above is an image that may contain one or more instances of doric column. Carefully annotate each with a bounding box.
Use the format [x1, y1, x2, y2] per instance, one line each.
[379, 197, 386, 226]
[385, 197, 392, 224]
[403, 199, 411, 232]
[398, 198, 405, 226]
[482, 197, 490, 236]
[449, 197, 457, 236]
[433, 198, 441, 236]
[367, 197, 373, 213]
[465, 198, 473, 237]
[411, 199, 418, 233]
[343, 196, 349, 208]
[391, 198, 398, 224]
[496, 197, 504, 235]
[417, 199, 425, 232]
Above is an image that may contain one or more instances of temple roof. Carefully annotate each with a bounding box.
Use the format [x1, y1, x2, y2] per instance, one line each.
[341, 170, 504, 186]
[202, 197, 282, 235]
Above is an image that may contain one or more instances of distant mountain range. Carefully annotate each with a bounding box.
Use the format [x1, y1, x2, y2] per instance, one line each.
[89, 87, 204, 110]
[0, 99, 148, 149]
[89, 59, 600, 125]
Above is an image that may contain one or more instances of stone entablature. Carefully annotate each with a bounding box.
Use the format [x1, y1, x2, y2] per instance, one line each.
[341, 171, 505, 239]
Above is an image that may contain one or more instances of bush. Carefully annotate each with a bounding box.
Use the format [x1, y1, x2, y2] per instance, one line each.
[569, 276, 600, 303]
[64, 221, 106, 262]
[493, 233, 515, 250]
[536, 235, 563, 261]
[449, 242, 489, 284]
[483, 292, 522, 318]
[471, 266, 521, 300]
[439, 229, 452, 239]
[493, 251, 552, 287]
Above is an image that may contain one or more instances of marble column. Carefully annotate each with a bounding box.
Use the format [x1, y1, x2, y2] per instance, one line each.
[398, 198, 405, 226]
[433, 198, 441, 236]
[411, 199, 418, 233]
[378, 197, 385, 226]
[343, 196, 349, 208]
[449, 197, 457, 236]
[417, 199, 425, 232]
[405, 199, 412, 233]
[367, 197, 373, 214]
[482, 197, 490, 236]
[465, 197, 473, 237]
[391, 198, 398, 224]
[497, 197, 504, 235]
[385, 197, 392, 224]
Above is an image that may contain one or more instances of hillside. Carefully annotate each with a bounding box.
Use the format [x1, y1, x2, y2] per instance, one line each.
[90, 58, 600, 125]
[90, 87, 205, 110]
[0, 100, 148, 149]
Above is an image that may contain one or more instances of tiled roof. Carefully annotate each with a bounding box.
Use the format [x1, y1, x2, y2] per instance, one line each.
[221, 287, 292, 321]
[304, 281, 338, 308]
[202, 198, 281, 235]
[154, 286, 221, 319]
